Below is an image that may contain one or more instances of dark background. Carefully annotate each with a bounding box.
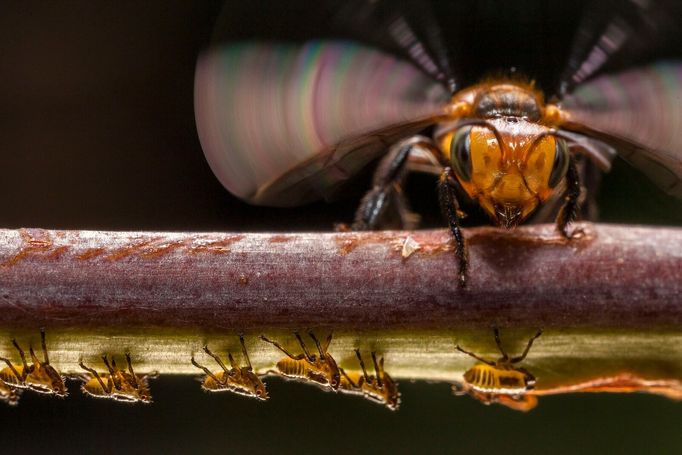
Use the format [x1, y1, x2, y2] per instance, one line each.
[0, 1, 681, 453]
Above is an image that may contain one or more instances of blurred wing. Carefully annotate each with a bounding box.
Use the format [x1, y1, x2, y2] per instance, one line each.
[195, 41, 448, 206]
[331, 0, 459, 93]
[556, 0, 682, 97]
[561, 62, 682, 197]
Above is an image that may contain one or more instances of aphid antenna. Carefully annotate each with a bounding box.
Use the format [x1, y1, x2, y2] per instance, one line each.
[39, 328, 49, 364]
[510, 329, 543, 364]
[322, 333, 333, 354]
[191, 355, 223, 385]
[493, 327, 509, 360]
[125, 353, 139, 388]
[0, 355, 23, 382]
[339, 368, 359, 388]
[239, 335, 253, 370]
[260, 335, 305, 361]
[102, 355, 116, 374]
[203, 345, 230, 373]
[308, 331, 327, 357]
[354, 349, 370, 382]
[294, 332, 315, 361]
[455, 344, 495, 366]
[227, 352, 240, 370]
[12, 338, 28, 367]
[370, 352, 384, 388]
[79, 359, 108, 391]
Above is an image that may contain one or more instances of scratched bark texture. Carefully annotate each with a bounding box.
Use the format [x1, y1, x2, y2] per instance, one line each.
[0, 223, 680, 330]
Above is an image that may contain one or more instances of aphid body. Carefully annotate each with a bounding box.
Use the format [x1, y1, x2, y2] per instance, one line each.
[454, 328, 542, 411]
[0, 380, 21, 406]
[79, 353, 153, 403]
[339, 349, 400, 411]
[191, 335, 268, 400]
[261, 332, 341, 391]
[0, 329, 67, 396]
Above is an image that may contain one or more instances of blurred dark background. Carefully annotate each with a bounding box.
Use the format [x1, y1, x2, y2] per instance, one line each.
[0, 1, 680, 453]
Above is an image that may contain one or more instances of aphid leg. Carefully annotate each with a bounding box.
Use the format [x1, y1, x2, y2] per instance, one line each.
[259, 336, 305, 361]
[294, 332, 315, 362]
[438, 167, 467, 288]
[28, 345, 41, 367]
[79, 359, 111, 393]
[556, 157, 582, 239]
[227, 353, 240, 371]
[191, 356, 224, 385]
[353, 136, 441, 230]
[455, 345, 495, 366]
[370, 352, 383, 388]
[354, 349, 370, 383]
[0, 356, 24, 382]
[239, 335, 253, 371]
[110, 357, 119, 373]
[40, 328, 50, 364]
[511, 329, 543, 363]
[11, 338, 29, 372]
[308, 331, 329, 358]
[203, 345, 230, 374]
[102, 355, 115, 374]
[102, 355, 122, 390]
[451, 381, 468, 396]
[321, 333, 333, 354]
[493, 328, 509, 361]
[125, 353, 139, 388]
[339, 368, 359, 388]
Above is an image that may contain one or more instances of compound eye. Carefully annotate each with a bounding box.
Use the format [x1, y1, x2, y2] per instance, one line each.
[548, 138, 569, 188]
[450, 126, 473, 182]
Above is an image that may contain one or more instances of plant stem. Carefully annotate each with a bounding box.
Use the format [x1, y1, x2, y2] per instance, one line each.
[0, 223, 680, 330]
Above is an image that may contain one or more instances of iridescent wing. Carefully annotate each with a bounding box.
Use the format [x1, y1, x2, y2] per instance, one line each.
[195, 41, 449, 206]
[560, 62, 682, 197]
[554, 0, 682, 197]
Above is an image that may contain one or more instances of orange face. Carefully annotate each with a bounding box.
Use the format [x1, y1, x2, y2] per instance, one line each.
[441, 118, 569, 227]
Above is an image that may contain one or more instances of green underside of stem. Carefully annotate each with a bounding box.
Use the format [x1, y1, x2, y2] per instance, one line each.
[1, 328, 680, 391]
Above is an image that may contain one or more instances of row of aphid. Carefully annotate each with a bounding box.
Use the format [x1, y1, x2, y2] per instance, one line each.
[0, 330, 399, 409]
[1, 329, 542, 411]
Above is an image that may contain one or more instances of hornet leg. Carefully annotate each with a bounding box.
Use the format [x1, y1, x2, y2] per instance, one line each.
[353, 136, 442, 230]
[439, 167, 467, 287]
[556, 157, 582, 239]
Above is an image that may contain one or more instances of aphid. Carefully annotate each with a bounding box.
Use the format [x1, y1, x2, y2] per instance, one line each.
[0, 380, 21, 406]
[339, 349, 400, 411]
[195, 2, 682, 286]
[0, 329, 67, 396]
[260, 331, 341, 391]
[453, 328, 542, 412]
[191, 335, 268, 400]
[79, 353, 154, 403]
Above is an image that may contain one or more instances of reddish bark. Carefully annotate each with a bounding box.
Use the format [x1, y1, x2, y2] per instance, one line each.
[0, 223, 680, 330]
